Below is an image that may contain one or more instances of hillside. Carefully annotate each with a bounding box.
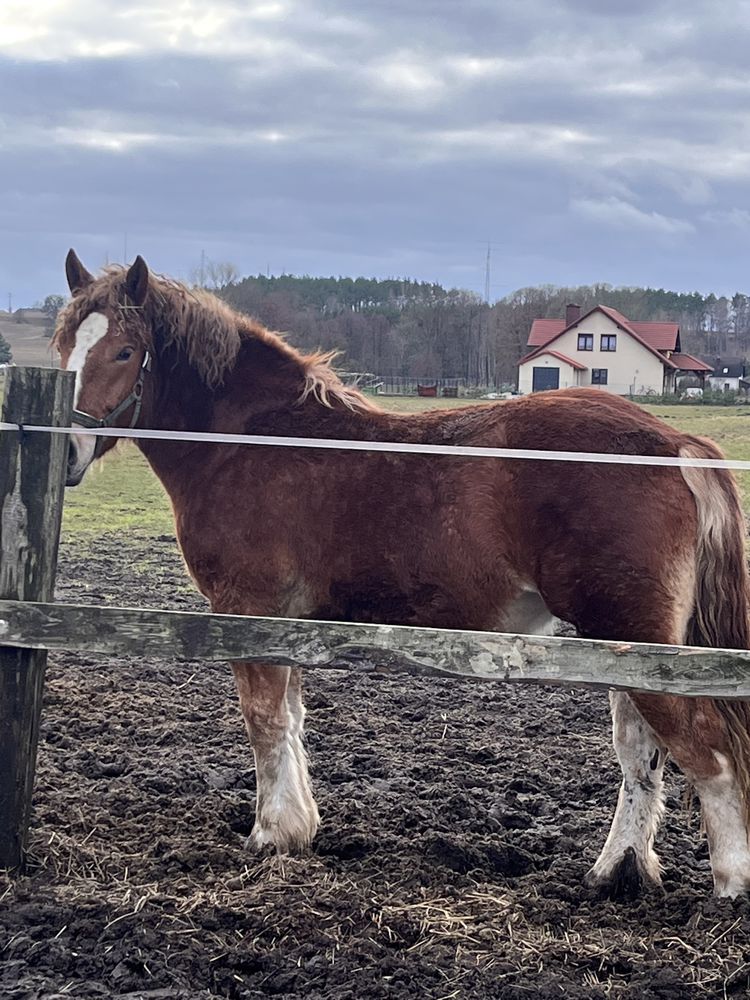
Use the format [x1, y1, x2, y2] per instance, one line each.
[11, 273, 750, 386]
[0, 311, 59, 368]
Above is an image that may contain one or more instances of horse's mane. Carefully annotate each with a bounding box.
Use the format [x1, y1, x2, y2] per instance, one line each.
[301, 351, 381, 412]
[55, 266, 379, 413]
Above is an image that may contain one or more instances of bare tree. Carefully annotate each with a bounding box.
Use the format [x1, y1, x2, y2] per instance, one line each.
[190, 257, 240, 290]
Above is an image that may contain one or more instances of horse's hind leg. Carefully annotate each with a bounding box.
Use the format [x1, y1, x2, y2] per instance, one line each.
[628, 693, 750, 898]
[688, 747, 750, 898]
[574, 583, 750, 897]
[585, 691, 667, 899]
[554, 559, 694, 900]
[232, 662, 320, 852]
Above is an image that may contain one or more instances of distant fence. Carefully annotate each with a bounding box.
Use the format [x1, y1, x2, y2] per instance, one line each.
[374, 376, 468, 396]
[3, 366, 750, 872]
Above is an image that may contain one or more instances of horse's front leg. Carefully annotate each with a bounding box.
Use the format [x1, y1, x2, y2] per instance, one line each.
[232, 662, 320, 852]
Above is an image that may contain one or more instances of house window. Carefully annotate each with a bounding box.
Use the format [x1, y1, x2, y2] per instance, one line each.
[577, 333, 594, 351]
[592, 369, 608, 385]
[601, 335, 617, 352]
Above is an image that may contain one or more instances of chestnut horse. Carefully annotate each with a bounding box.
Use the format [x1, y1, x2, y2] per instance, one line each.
[56, 250, 750, 898]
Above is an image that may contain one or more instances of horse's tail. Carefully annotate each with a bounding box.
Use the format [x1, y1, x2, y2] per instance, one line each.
[680, 439, 750, 821]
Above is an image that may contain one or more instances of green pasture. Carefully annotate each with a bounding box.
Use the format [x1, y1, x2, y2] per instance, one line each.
[61, 400, 750, 545]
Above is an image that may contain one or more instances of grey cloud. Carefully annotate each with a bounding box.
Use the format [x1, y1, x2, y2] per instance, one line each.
[2, 0, 750, 305]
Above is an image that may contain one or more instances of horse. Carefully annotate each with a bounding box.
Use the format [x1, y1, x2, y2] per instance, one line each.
[55, 249, 750, 898]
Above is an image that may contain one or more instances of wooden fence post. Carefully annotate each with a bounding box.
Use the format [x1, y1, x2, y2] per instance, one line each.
[0, 367, 74, 869]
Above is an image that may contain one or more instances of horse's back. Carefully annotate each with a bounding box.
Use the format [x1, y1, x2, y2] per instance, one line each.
[500, 387, 685, 453]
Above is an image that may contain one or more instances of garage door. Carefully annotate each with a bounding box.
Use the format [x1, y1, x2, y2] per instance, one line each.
[532, 367, 560, 392]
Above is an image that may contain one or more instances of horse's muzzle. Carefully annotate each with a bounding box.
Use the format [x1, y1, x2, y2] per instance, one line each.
[66, 434, 94, 487]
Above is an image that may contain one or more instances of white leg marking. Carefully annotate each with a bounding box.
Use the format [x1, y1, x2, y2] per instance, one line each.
[589, 692, 666, 886]
[68, 311, 109, 406]
[250, 725, 319, 851]
[695, 752, 750, 897]
[245, 669, 319, 852]
[285, 668, 320, 830]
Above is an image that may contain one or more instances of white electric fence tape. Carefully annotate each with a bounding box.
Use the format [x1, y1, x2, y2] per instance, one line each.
[1, 421, 749, 471]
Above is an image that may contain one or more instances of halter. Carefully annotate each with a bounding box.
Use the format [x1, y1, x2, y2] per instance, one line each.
[72, 350, 152, 456]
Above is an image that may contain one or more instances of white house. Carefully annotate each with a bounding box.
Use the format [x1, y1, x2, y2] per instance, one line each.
[517, 304, 712, 395]
[707, 359, 749, 394]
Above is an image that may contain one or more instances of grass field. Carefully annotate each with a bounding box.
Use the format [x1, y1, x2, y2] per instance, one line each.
[61, 397, 750, 545]
[0, 315, 58, 368]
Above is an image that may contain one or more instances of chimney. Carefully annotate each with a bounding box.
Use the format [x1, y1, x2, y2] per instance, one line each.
[566, 303, 581, 327]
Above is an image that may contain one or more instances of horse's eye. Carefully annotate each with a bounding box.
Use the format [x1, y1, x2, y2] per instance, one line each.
[116, 347, 135, 362]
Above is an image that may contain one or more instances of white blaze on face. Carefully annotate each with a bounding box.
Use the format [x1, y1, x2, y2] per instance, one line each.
[67, 311, 109, 480]
[68, 311, 109, 406]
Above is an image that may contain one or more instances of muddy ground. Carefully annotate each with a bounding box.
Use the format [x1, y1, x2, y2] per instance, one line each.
[1, 532, 750, 999]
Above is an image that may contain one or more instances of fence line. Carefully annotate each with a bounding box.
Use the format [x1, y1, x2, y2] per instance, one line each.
[2, 599, 750, 699]
[1, 421, 749, 472]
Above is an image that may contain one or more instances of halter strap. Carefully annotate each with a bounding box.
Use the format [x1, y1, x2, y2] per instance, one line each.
[72, 351, 151, 453]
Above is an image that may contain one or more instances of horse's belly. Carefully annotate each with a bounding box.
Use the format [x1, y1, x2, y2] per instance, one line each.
[495, 587, 557, 636]
[313, 577, 466, 629]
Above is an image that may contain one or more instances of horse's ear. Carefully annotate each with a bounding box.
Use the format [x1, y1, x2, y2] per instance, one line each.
[65, 249, 93, 295]
[125, 255, 149, 306]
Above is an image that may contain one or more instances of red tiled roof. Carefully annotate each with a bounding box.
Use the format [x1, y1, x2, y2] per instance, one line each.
[669, 353, 713, 373]
[630, 322, 679, 351]
[528, 319, 566, 347]
[527, 309, 679, 352]
[518, 348, 587, 370]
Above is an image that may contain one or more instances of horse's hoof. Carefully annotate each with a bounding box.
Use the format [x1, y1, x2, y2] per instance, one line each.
[713, 874, 750, 898]
[244, 816, 318, 854]
[585, 847, 660, 902]
[243, 830, 277, 854]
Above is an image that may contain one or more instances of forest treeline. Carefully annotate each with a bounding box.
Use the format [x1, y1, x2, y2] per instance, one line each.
[218, 273, 750, 386]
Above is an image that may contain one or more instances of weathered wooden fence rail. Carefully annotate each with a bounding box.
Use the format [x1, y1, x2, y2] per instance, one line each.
[2, 364, 750, 871]
[3, 599, 750, 699]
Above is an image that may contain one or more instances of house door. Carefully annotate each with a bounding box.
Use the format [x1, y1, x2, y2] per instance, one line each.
[532, 367, 560, 392]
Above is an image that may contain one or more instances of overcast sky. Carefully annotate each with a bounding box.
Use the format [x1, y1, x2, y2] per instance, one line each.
[2, 0, 750, 306]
